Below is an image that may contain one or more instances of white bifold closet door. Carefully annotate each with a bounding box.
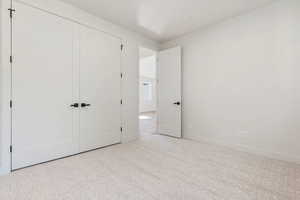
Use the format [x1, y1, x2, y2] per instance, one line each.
[12, 1, 121, 170]
[79, 26, 121, 152]
[12, 2, 78, 170]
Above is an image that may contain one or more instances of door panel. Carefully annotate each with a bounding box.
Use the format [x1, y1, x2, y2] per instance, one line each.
[12, 2, 78, 169]
[158, 47, 182, 138]
[79, 26, 121, 152]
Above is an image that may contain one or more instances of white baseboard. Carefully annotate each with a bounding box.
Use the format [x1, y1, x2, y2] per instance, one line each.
[186, 136, 300, 165]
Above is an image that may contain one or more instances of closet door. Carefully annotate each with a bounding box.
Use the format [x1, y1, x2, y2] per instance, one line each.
[79, 26, 121, 152]
[12, 2, 79, 170]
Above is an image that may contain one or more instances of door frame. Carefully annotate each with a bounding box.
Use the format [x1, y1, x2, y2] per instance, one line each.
[0, 0, 13, 175]
[138, 46, 159, 136]
[138, 46, 183, 137]
[0, 0, 126, 174]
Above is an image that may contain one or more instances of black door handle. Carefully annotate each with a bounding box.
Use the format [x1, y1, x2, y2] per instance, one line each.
[81, 103, 91, 108]
[70, 103, 79, 108]
[173, 102, 181, 105]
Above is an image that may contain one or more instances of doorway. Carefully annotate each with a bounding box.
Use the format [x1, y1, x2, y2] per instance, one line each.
[138, 46, 182, 138]
[139, 47, 157, 136]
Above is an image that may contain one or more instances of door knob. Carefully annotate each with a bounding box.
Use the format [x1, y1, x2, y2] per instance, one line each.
[81, 103, 91, 108]
[70, 103, 79, 108]
[173, 102, 181, 106]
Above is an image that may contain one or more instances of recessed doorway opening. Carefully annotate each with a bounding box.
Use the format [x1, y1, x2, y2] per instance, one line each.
[139, 47, 158, 136]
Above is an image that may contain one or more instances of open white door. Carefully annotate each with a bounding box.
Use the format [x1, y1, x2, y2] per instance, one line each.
[157, 47, 182, 138]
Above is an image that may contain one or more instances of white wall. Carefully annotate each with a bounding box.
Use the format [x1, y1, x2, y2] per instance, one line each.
[139, 56, 157, 112]
[0, 0, 11, 175]
[0, 0, 159, 174]
[162, 0, 300, 163]
[0, 0, 3, 176]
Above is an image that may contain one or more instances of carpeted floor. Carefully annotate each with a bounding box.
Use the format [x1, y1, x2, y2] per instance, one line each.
[0, 134, 299, 200]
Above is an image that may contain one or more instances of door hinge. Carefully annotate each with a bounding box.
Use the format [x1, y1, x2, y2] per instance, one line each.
[121, 44, 124, 51]
[120, 99, 123, 105]
[10, 100, 12, 108]
[8, 8, 16, 18]
[120, 127, 123, 132]
[9, 146, 12, 153]
[10, 56, 13, 63]
[121, 73, 123, 78]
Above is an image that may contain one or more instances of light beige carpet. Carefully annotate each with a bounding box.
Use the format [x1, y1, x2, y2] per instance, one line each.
[0, 135, 299, 200]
